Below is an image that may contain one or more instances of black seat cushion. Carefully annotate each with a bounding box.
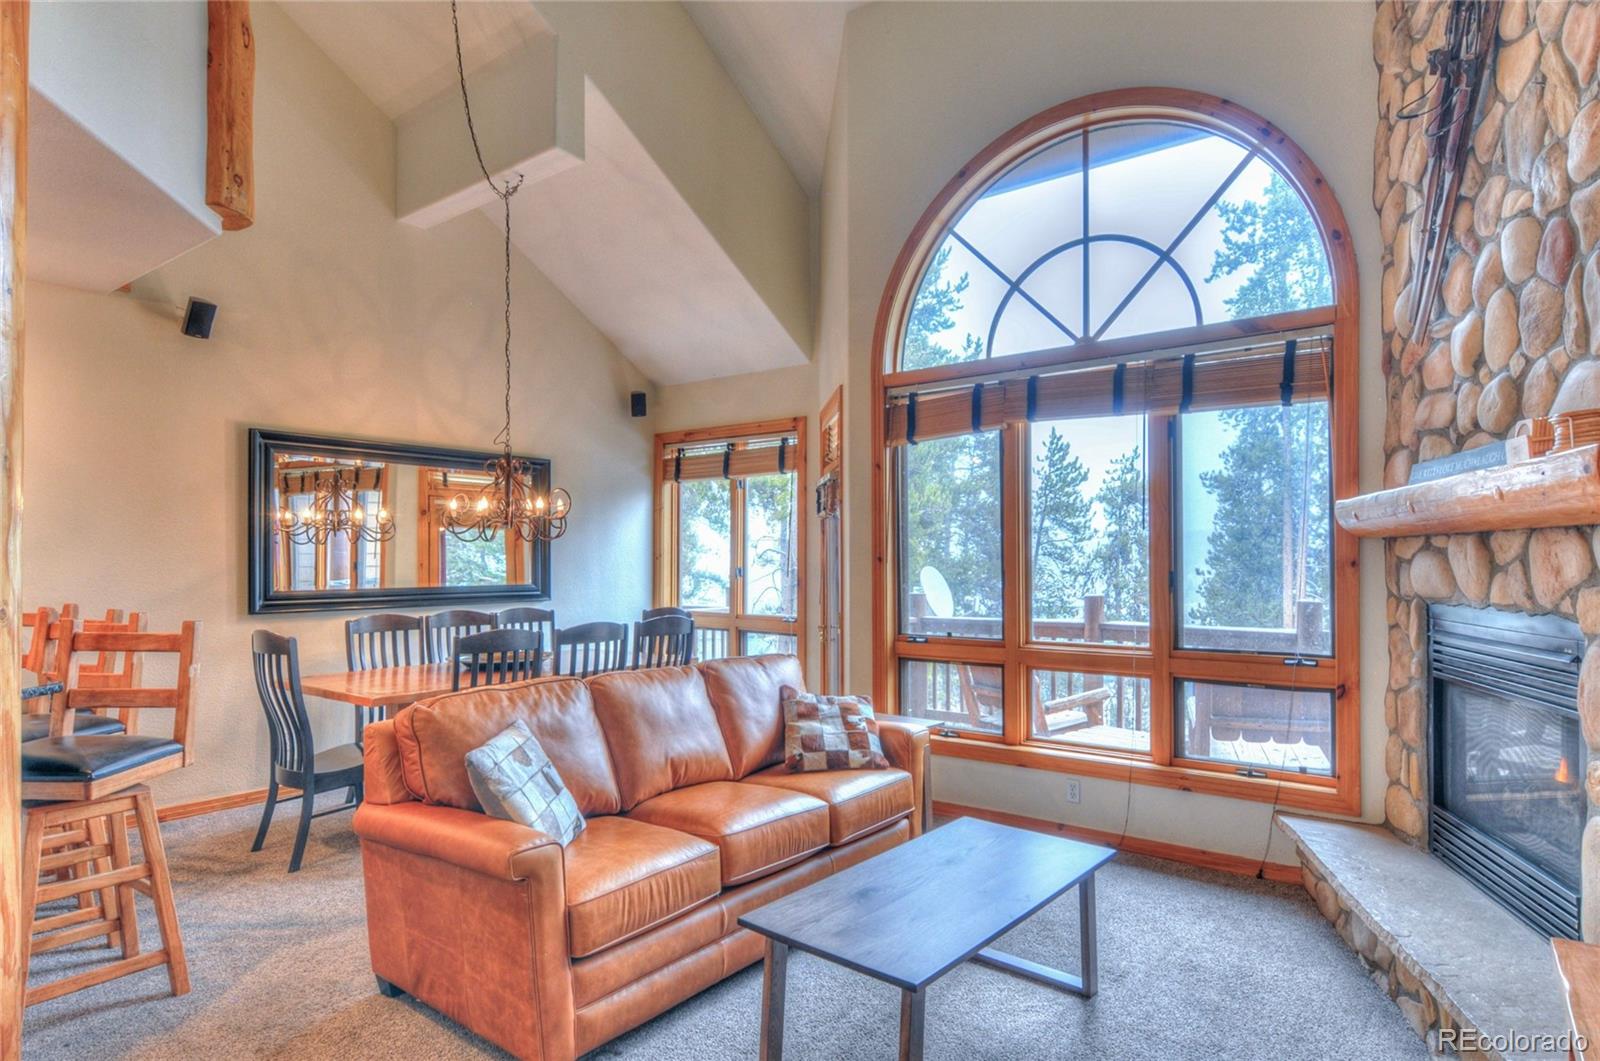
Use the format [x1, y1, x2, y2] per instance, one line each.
[22, 735, 182, 781]
[20, 711, 126, 742]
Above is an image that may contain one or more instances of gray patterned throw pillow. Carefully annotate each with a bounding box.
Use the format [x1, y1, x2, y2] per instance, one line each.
[464, 720, 586, 846]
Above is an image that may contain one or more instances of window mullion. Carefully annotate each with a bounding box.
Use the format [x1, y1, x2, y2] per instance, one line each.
[1148, 413, 1176, 766]
[1002, 422, 1028, 745]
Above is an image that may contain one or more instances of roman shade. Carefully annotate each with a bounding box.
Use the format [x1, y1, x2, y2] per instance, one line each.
[885, 333, 1332, 447]
[658, 434, 800, 482]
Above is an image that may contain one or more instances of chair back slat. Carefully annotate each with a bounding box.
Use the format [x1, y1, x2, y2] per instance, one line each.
[345, 613, 426, 671]
[497, 607, 555, 651]
[632, 615, 695, 669]
[251, 630, 313, 776]
[452, 628, 543, 690]
[553, 621, 628, 678]
[423, 609, 496, 665]
[52, 620, 201, 763]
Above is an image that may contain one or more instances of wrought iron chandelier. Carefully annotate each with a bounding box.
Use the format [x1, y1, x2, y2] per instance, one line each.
[442, 0, 570, 544]
[276, 466, 395, 546]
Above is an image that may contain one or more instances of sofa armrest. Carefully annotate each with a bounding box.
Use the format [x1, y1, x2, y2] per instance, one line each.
[353, 800, 575, 1059]
[353, 800, 559, 881]
[877, 717, 934, 834]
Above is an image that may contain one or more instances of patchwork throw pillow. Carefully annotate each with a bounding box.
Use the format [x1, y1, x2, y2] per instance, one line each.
[781, 685, 890, 772]
[464, 720, 586, 845]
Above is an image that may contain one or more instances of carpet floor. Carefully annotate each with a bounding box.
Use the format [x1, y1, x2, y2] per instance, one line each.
[22, 796, 1428, 1060]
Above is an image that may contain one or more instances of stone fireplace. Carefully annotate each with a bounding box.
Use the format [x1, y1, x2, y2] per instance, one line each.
[1428, 604, 1586, 940]
[1270, 2, 1600, 1052]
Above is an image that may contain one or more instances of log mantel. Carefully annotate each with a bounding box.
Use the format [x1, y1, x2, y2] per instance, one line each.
[1335, 444, 1600, 538]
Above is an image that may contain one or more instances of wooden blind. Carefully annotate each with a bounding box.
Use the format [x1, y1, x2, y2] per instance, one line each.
[885, 335, 1331, 447]
[659, 436, 799, 483]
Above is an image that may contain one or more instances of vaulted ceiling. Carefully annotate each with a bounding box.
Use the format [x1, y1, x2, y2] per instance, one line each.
[280, 0, 831, 386]
[681, 2, 854, 196]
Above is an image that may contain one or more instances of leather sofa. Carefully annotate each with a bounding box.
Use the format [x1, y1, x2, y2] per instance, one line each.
[353, 654, 931, 1060]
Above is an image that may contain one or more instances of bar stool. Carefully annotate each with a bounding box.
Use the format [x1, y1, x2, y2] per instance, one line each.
[20, 618, 201, 1006]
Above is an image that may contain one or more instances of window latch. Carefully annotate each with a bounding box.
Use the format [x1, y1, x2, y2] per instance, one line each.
[905, 635, 929, 644]
[1282, 656, 1319, 667]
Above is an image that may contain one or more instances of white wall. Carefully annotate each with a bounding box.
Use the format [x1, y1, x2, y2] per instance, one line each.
[818, 1, 1383, 865]
[23, 4, 654, 805]
[30, 0, 213, 232]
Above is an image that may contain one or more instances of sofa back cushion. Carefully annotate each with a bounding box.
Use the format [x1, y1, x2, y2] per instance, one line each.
[697, 654, 803, 777]
[588, 665, 734, 809]
[393, 678, 623, 816]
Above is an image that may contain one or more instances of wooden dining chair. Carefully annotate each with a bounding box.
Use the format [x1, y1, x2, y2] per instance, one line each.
[345, 612, 427, 671]
[423, 609, 496, 665]
[250, 631, 364, 873]
[553, 621, 628, 678]
[20, 618, 201, 1006]
[452, 628, 544, 690]
[631, 615, 695, 669]
[642, 605, 692, 621]
[497, 606, 555, 651]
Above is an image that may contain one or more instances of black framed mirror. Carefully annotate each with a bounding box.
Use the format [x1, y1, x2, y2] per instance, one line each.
[249, 428, 554, 614]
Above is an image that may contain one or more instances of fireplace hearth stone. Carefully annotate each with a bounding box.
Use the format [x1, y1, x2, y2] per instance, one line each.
[1278, 815, 1567, 1059]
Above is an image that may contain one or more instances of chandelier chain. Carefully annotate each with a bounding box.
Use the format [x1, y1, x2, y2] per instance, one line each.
[452, 0, 520, 452]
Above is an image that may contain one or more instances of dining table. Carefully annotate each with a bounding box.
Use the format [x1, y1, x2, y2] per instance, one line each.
[300, 663, 460, 739]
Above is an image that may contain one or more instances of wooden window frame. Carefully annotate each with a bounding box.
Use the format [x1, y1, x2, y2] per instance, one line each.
[870, 89, 1361, 816]
[654, 417, 808, 672]
[418, 469, 529, 587]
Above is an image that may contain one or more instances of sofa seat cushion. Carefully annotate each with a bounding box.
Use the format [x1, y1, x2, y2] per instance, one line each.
[745, 765, 913, 845]
[626, 782, 829, 886]
[562, 816, 721, 959]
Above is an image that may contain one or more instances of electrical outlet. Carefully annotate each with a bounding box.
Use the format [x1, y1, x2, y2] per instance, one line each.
[1064, 779, 1081, 804]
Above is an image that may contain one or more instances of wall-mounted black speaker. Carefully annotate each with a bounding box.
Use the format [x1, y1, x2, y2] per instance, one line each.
[630, 391, 647, 418]
[182, 298, 217, 340]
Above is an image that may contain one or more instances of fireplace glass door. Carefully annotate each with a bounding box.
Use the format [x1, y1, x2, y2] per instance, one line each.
[1429, 604, 1585, 940]
[1434, 684, 1584, 889]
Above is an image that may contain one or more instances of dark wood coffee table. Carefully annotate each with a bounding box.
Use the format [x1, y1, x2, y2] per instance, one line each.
[738, 815, 1114, 1061]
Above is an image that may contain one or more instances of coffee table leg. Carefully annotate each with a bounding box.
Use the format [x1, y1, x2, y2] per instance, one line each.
[760, 939, 788, 1061]
[899, 985, 925, 1061]
[1079, 872, 1098, 998]
[971, 870, 1100, 998]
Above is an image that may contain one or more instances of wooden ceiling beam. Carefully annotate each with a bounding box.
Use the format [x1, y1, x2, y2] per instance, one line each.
[206, 1, 255, 231]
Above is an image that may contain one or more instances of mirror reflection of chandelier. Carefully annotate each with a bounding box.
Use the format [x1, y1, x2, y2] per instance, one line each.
[276, 466, 395, 545]
[443, 0, 570, 545]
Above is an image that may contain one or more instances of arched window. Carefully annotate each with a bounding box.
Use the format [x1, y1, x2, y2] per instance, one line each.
[873, 90, 1359, 816]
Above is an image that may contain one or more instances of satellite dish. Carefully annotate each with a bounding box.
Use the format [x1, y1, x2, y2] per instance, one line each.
[919, 566, 955, 619]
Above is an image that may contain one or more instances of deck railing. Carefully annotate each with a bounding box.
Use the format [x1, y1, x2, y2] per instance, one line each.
[899, 594, 1327, 745]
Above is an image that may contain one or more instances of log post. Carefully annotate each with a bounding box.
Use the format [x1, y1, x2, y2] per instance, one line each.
[0, 2, 25, 1053]
[206, 0, 254, 230]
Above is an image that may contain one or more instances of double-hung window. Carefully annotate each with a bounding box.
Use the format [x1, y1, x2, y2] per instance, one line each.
[874, 91, 1359, 814]
[655, 420, 806, 666]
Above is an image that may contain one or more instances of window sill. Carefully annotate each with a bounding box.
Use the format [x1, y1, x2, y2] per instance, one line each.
[928, 733, 1358, 816]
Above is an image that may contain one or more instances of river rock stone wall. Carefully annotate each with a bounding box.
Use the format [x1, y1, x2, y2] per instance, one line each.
[1374, 0, 1600, 938]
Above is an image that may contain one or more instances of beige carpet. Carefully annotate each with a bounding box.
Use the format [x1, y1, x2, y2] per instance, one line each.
[23, 795, 1428, 1059]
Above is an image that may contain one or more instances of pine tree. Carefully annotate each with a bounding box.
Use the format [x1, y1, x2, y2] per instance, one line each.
[1091, 449, 1149, 625]
[903, 246, 974, 370]
[1189, 173, 1333, 633]
[1029, 429, 1093, 620]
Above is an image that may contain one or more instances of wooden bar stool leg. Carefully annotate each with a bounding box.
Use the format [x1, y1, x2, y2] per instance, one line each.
[20, 808, 47, 985]
[86, 814, 122, 950]
[131, 787, 188, 995]
[108, 807, 140, 958]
